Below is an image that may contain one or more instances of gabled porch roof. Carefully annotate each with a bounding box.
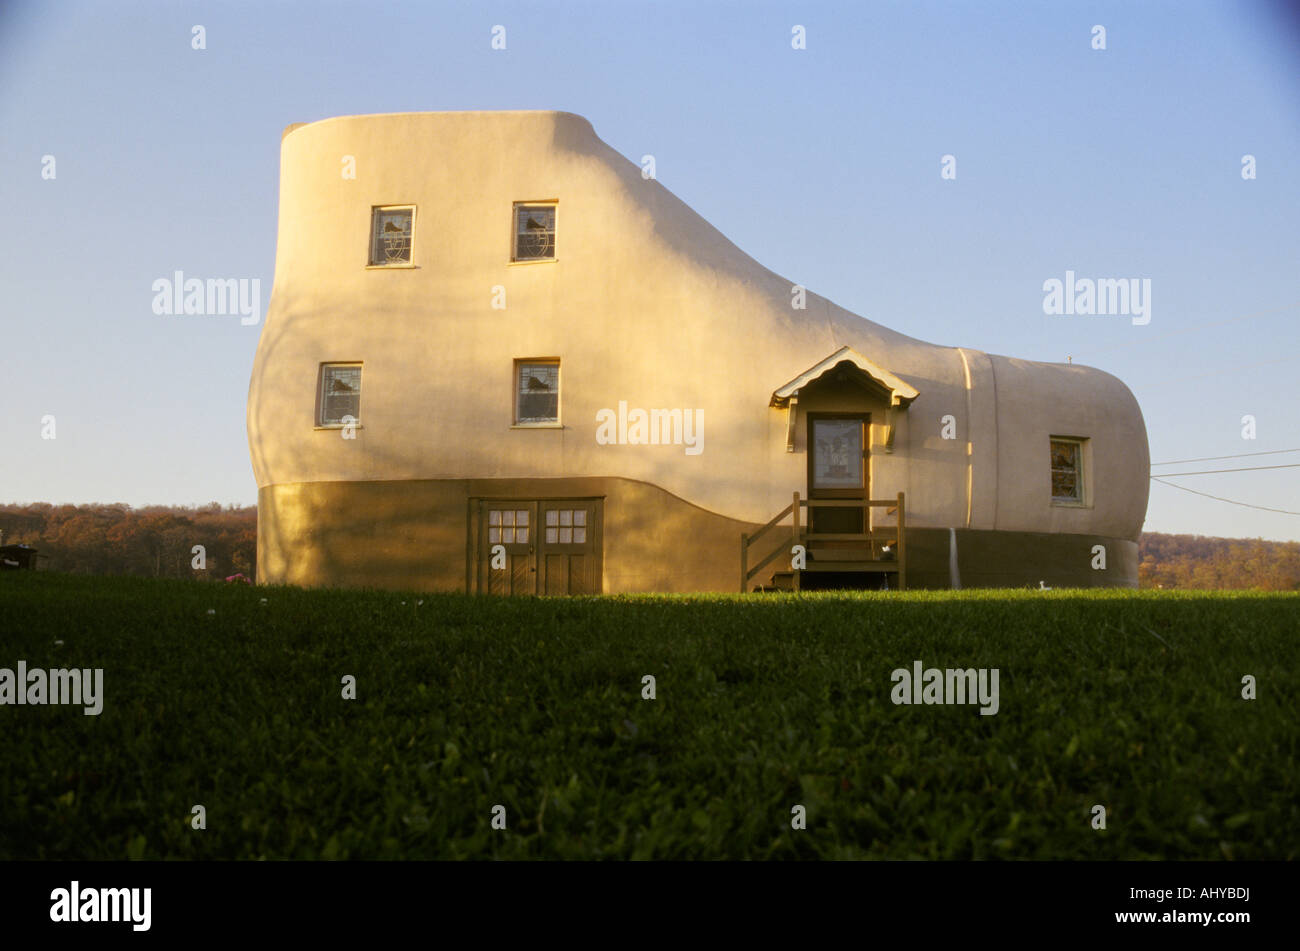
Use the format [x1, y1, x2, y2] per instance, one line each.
[770, 345, 920, 409]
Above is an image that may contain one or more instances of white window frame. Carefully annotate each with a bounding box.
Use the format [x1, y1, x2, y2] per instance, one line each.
[513, 358, 561, 428]
[487, 508, 531, 545]
[317, 362, 364, 429]
[1050, 436, 1090, 507]
[544, 507, 588, 546]
[367, 205, 416, 268]
[510, 201, 558, 264]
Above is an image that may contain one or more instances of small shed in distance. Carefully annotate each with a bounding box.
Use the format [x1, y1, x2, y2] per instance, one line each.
[0, 544, 39, 570]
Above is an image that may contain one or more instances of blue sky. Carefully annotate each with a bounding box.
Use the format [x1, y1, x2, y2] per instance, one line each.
[2, 0, 1297, 540]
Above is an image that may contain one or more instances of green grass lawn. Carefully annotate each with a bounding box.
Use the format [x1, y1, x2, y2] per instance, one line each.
[1, 573, 1295, 860]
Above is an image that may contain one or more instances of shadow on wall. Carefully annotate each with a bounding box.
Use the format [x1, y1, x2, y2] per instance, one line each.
[259, 480, 469, 592]
[602, 479, 754, 593]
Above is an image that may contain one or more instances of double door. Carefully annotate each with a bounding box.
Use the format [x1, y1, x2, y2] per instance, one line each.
[474, 498, 603, 595]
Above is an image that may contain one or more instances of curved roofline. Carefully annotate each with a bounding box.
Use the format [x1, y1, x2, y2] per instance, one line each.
[274, 111, 1121, 384]
[281, 109, 594, 141]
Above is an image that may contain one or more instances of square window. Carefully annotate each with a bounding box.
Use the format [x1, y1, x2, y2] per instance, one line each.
[513, 203, 556, 261]
[369, 206, 414, 265]
[1050, 437, 1086, 504]
[319, 364, 361, 426]
[541, 509, 588, 545]
[515, 361, 559, 424]
[489, 508, 532, 544]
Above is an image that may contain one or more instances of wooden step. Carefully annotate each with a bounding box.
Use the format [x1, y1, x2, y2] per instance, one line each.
[802, 563, 900, 573]
[757, 565, 902, 593]
[807, 548, 896, 562]
[753, 570, 796, 592]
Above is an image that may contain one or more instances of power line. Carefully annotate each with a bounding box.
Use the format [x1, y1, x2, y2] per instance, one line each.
[1151, 463, 1300, 477]
[1151, 476, 1300, 516]
[1152, 447, 1300, 466]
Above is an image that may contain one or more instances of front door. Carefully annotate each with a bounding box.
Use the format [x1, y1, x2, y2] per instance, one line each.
[807, 414, 869, 536]
[474, 498, 603, 595]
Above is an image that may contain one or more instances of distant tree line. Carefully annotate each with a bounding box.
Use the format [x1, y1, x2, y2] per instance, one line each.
[2, 501, 1297, 589]
[1138, 533, 1300, 591]
[0, 502, 256, 580]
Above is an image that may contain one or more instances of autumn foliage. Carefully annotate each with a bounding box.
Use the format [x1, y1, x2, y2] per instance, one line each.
[1138, 533, 1300, 591]
[0, 502, 256, 580]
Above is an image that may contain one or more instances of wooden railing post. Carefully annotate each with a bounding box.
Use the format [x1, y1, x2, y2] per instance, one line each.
[896, 491, 906, 591]
[792, 492, 802, 593]
[792, 491, 801, 548]
[740, 532, 749, 593]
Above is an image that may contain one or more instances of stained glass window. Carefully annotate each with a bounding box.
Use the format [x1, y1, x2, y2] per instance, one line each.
[370, 206, 414, 265]
[1050, 438, 1084, 503]
[515, 361, 559, 424]
[811, 419, 863, 489]
[513, 203, 556, 261]
[319, 364, 361, 425]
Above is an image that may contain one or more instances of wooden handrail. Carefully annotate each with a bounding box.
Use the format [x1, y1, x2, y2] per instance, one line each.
[753, 501, 794, 539]
[741, 491, 907, 591]
[746, 539, 793, 585]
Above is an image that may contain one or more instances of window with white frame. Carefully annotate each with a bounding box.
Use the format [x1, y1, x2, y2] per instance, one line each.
[512, 202, 556, 261]
[1050, 437, 1087, 504]
[369, 206, 414, 265]
[515, 360, 559, 424]
[545, 508, 587, 545]
[319, 363, 362, 426]
[488, 509, 530, 545]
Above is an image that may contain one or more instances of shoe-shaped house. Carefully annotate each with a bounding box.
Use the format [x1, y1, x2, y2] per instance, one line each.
[248, 111, 1149, 593]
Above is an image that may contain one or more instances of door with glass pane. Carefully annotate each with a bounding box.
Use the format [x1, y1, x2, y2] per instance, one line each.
[537, 500, 602, 595]
[480, 503, 537, 595]
[474, 498, 602, 595]
[807, 414, 869, 535]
